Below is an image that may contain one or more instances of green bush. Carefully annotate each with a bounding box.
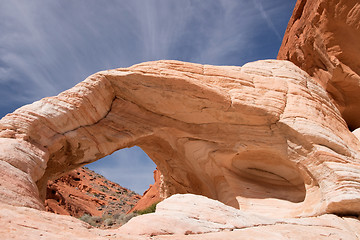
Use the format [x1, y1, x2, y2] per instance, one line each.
[78, 202, 162, 228]
[135, 202, 159, 215]
[115, 212, 139, 225]
[85, 216, 102, 227]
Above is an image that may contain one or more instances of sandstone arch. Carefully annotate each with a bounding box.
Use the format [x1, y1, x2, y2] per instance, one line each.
[0, 59, 360, 219]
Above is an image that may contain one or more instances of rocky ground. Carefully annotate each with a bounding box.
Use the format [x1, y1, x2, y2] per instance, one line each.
[45, 167, 141, 228]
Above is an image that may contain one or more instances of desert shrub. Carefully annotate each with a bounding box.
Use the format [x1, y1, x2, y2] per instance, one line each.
[79, 212, 139, 228]
[103, 216, 115, 227]
[112, 212, 138, 225]
[136, 202, 159, 215]
[79, 213, 92, 223]
[79, 214, 102, 227]
[88, 216, 102, 227]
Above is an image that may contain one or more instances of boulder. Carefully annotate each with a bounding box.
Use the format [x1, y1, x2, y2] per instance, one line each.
[1, 194, 359, 239]
[119, 194, 360, 238]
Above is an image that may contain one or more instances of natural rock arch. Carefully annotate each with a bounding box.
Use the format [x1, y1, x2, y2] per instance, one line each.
[0, 59, 360, 218]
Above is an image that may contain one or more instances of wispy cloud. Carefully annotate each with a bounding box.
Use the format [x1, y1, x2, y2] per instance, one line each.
[251, 0, 283, 41]
[0, 0, 294, 108]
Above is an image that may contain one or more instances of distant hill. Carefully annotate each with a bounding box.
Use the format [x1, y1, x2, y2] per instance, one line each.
[45, 167, 141, 228]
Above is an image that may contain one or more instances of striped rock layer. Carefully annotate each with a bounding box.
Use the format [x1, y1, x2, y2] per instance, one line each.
[0, 60, 359, 219]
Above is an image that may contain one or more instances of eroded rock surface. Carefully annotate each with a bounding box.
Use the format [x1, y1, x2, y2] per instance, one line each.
[278, 0, 360, 130]
[45, 167, 140, 220]
[129, 167, 163, 213]
[120, 194, 360, 238]
[1, 59, 359, 221]
[1, 194, 359, 239]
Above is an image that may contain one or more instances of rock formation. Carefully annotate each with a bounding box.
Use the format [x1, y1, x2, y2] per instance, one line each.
[120, 194, 360, 238]
[1, 59, 360, 238]
[45, 167, 140, 219]
[129, 167, 162, 213]
[0, 0, 360, 238]
[278, 0, 360, 131]
[1, 194, 359, 239]
[2, 59, 359, 218]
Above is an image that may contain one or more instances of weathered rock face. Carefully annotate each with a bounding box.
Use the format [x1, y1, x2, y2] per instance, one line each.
[45, 167, 140, 219]
[120, 194, 360, 238]
[278, 0, 360, 130]
[129, 167, 163, 213]
[1, 194, 359, 239]
[1, 59, 359, 221]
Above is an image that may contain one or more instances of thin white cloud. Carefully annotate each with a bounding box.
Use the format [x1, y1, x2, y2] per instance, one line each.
[0, 1, 58, 94]
[251, 0, 282, 41]
[191, 1, 254, 64]
[0, 0, 290, 106]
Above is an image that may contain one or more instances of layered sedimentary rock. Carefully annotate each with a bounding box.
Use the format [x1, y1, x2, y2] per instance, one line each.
[45, 167, 140, 218]
[1, 59, 360, 223]
[278, 0, 360, 130]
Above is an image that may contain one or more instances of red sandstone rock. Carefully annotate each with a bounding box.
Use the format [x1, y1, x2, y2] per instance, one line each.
[278, 0, 360, 130]
[129, 168, 163, 213]
[45, 167, 140, 219]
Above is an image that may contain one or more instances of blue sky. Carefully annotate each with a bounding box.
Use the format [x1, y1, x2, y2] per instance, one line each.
[0, 0, 296, 194]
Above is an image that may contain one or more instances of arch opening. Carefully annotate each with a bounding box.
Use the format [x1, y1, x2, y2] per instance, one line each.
[44, 146, 159, 228]
[87, 146, 157, 195]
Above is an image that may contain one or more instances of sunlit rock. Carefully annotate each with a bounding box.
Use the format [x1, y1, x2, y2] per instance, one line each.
[278, 0, 360, 130]
[1, 60, 359, 220]
[1, 0, 360, 238]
